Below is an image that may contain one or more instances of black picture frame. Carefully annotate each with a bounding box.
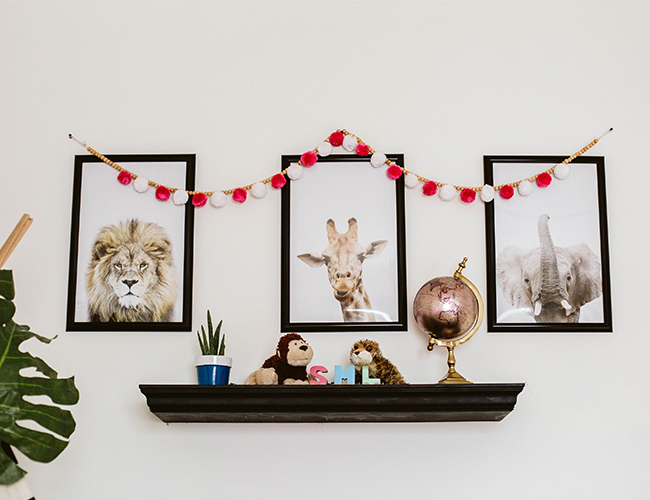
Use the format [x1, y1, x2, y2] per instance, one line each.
[66, 154, 195, 332]
[281, 154, 407, 333]
[484, 155, 612, 333]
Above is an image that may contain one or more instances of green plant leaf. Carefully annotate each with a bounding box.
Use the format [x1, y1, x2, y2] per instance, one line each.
[0, 272, 79, 485]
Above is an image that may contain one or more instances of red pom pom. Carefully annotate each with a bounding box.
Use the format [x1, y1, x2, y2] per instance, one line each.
[155, 186, 170, 201]
[300, 150, 318, 167]
[386, 165, 403, 180]
[271, 174, 287, 189]
[500, 185, 515, 199]
[460, 188, 476, 203]
[233, 188, 247, 203]
[356, 143, 370, 156]
[536, 172, 552, 188]
[422, 181, 438, 196]
[192, 192, 207, 207]
[117, 171, 132, 185]
[329, 131, 344, 147]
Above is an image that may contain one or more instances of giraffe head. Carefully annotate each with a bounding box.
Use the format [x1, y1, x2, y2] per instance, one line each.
[297, 218, 387, 301]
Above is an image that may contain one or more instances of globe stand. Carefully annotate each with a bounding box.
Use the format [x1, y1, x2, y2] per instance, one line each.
[439, 346, 472, 384]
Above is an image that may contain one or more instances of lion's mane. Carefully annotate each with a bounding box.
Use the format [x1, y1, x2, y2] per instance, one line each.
[86, 219, 177, 322]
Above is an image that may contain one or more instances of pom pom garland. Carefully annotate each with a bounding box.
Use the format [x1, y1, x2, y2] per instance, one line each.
[317, 142, 332, 157]
[554, 163, 570, 180]
[300, 151, 317, 167]
[517, 180, 533, 196]
[370, 152, 387, 168]
[210, 191, 227, 208]
[329, 131, 344, 147]
[439, 184, 457, 202]
[404, 172, 419, 188]
[271, 174, 287, 189]
[500, 185, 515, 200]
[155, 186, 171, 201]
[423, 181, 438, 196]
[232, 188, 247, 203]
[250, 182, 268, 199]
[117, 171, 132, 185]
[460, 188, 476, 203]
[356, 143, 370, 156]
[537, 172, 552, 187]
[71, 128, 609, 209]
[133, 177, 150, 193]
[480, 184, 495, 202]
[386, 165, 403, 180]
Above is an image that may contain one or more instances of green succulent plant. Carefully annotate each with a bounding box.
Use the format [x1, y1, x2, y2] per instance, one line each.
[197, 310, 225, 356]
[0, 270, 79, 485]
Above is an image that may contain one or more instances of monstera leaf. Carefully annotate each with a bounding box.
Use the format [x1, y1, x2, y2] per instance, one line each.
[0, 269, 79, 485]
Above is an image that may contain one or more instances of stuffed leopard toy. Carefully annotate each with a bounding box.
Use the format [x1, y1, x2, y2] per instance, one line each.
[349, 339, 407, 385]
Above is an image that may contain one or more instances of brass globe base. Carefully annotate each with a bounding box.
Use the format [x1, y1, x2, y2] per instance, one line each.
[438, 346, 473, 385]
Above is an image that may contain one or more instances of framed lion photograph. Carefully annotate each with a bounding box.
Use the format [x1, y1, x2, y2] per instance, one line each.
[66, 154, 196, 332]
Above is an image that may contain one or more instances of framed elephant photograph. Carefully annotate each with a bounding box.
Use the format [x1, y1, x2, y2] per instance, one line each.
[484, 155, 612, 333]
[66, 154, 196, 332]
[280, 154, 408, 333]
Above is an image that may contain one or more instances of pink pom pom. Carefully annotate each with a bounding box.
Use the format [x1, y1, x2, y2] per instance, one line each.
[329, 131, 344, 147]
[460, 189, 476, 203]
[422, 181, 438, 196]
[500, 185, 515, 200]
[271, 174, 286, 189]
[536, 172, 552, 188]
[300, 151, 318, 167]
[192, 192, 207, 207]
[356, 143, 370, 156]
[155, 186, 170, 201]
[117, 171, 132, 185]
[386, 165, 403, 180]
[233, 188, 247, 203]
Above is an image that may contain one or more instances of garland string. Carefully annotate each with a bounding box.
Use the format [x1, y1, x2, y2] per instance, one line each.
[68, 128, 612, 206]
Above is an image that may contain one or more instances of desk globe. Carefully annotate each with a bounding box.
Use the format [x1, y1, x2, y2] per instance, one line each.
[413, 258, 484, 384]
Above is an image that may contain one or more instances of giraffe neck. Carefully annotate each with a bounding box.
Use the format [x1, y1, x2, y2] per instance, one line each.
[338, 279, 375, 322]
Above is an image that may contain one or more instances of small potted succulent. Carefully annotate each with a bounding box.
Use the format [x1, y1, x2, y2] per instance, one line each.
[195, 311, 232, 385]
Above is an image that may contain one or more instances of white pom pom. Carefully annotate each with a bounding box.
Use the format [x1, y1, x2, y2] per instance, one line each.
[172, 190, 189, 205]
[554, 163, 570, 180]
[342, 135, 358, 152]
[480, 184, 495, 202]
[287, 163, 303, 180]
[250, 182, 267, 199]
[317, 142, 332, 157]
[370, 152, 387, 168]
[133, 177, 149, 193]
[210, 191, 227, 208]
[518, 180, 533, 196]
[404, 173, 419, 188]
[439, 184, 457, 202]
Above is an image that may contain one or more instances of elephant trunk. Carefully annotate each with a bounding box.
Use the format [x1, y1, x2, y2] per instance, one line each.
[538, 214, 569, 309]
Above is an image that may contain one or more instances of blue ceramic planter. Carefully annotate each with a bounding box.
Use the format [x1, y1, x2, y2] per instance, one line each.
[196, 356, 232, 385]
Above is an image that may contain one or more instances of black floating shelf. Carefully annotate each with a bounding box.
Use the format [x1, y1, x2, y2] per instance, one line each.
[139, 383, 525, 423]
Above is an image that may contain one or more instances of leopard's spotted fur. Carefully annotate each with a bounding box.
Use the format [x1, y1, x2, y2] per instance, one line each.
[350, 339, 407, 385]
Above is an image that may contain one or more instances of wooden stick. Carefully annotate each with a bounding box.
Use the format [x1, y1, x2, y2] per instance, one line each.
[0, 214, 33, 268]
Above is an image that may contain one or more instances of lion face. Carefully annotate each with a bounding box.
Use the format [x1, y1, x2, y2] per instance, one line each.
[86, 219, 177, 323]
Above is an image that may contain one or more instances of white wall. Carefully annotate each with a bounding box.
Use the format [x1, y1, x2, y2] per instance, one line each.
[2, 1, 649, 498]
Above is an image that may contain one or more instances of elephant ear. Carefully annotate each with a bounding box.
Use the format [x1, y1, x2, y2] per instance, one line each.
[496, 246, 535, 309]
[566, 243, 602, 308]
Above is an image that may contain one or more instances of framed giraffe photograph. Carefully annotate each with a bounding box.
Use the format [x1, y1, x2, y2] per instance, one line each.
[281, 154, 408, 333]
